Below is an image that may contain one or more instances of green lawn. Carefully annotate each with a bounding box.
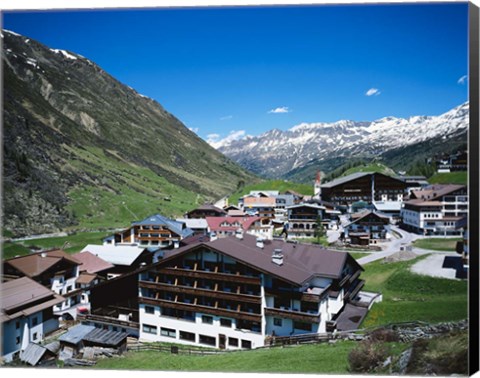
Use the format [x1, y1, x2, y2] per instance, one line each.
[428, 171, 467, 185]
[412, 238, 461, 252]
[3, 231, 111, 258]
[360, 255, 468, 327]
[93, 342, 356, 373]
[1, 242, 32, 259]
[340, 162, 395, 178]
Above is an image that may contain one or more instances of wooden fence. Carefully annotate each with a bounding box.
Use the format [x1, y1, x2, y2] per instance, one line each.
[127, 343, 231, 355]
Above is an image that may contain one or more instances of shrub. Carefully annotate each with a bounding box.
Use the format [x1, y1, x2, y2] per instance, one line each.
[348, 339, 390, 373]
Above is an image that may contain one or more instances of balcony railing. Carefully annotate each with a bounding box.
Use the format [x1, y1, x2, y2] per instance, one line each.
[264, 307, 321, 323]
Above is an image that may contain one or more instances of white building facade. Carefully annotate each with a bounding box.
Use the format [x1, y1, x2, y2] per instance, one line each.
[137, 235, 365, 349]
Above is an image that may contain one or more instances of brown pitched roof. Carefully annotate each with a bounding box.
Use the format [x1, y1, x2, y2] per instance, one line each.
[72, 251, 114, 274]
[4, 249, 81, 278]
[76, 273, 98, 285]
[1, 277, 64, 323]
[163, 234, 361, 286]
[410, 184, 466, 201]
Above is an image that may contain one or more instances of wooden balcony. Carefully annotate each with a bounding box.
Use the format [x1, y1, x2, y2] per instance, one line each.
[139, 297, 262, 323]
[77, 313, 139, 329]
[264, 288, 322, 303]
[344, 280, 365, 301]
[264, 307, 321, 324]
[157, 267, 261, 285]
[139, 281, 261, 304]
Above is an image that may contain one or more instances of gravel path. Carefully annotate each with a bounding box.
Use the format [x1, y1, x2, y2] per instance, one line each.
[410, 252, 460, 280]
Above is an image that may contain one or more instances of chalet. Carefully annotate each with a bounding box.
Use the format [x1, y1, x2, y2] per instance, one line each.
[227, 209, 247, 217]
[80, 245, 153, 277]
[206, 216, 273, 240]
[185, 205, 227, 219]
[401, 184, 468, 235]
[436, 151, 468, 173]
[1, 277, 64, 362]
[71, 251, 115, 310]
[72, 251, 114, 278]
[344, 211, 391, 246]
[176, 218, 209, 235]
[3, 250, 83, 320]
[319, 172, 408, 209]
[240, 192, 277, 218]
[137, 234, 367, 350]
[286, 203, 326, 238]
[104, 214, 194, 249]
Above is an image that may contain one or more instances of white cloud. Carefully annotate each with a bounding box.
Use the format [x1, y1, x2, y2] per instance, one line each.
[457, 75, 468, 85]
[189, 127, 199, 133]
[207, 130, 247, 149]
[365, 88, 381, 96]
[268, 106, 290, 114]
[220, 115, 233, 121]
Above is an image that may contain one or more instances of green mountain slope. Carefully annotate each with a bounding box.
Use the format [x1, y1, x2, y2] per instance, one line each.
[2, 30, 255, 236]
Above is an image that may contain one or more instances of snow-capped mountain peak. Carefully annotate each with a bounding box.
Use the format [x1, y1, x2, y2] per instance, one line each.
[214, 102, 469, 178]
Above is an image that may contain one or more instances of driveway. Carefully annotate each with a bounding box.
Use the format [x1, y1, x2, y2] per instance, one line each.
[355, 225, 453, 266]
[410, 252, 460, 280]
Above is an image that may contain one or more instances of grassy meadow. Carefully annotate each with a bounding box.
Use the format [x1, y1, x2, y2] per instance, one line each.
[428, 171, 468, 185]
[2, 231, 111, 259]
[412, 237, 461, 252]
[360, 255, 468, 327]
[93, 341, 356, 373]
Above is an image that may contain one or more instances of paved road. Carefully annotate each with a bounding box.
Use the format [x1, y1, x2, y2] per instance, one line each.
[356, 225, 449, 266]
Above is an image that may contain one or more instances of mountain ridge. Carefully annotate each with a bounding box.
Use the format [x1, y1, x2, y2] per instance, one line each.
[215, 102, 469, 178]
[2, 29, 256, 236]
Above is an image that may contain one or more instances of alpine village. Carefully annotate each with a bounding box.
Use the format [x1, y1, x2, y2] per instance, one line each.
[0, 24, 471, 376]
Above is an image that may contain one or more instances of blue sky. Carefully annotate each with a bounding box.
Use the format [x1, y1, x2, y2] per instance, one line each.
[2, 3, 469, 145]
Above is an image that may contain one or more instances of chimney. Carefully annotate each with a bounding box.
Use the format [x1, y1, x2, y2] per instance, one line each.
[210, 232, 218, 241]
[235, 228, 244, 240]
[173, 240, 180, 249]
[272, 248, 283, 266]
[256, 237, 264, 249]
[40, 252, 47, 258]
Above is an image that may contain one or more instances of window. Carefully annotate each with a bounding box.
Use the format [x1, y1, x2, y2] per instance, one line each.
[220, 318, 232, 327]
[241, 340, 252, 349]
[16, 336, 20, 345]
[16, 321, 20, 329]
[293, 321, 312, 331]
[228, 337, 239, 347]
[33, 332, 38, 341]
[179, 331, 195, 342]
[161, 327, 176, 338]
[273, 318, 282, 327]
[199, 334, 216, 346]
[145, 306, 155, 314]
[31, 317, 38, 327]
[202, 315, 213, 324]
[142, 324, 157, 334]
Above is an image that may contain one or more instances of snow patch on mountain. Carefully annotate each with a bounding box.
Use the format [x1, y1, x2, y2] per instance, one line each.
[215, 102, 469, 178]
